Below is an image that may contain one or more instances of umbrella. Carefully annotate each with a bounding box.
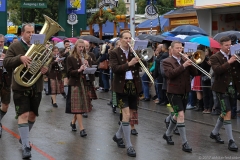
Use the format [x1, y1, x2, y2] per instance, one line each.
[213, 31, 240, 42]
[163, 36, 185, 43]
[161, 32, 175, 37]
[52, 37, 62, 42]
[5, 34, 17, 43]
[81, 35, 101, 44]
[137, 34, 151, 40]
[184, 34, 204, 42]
[170, 25, 208, 36]
[55, 36, 68, 40]
[65, 37, 78, 44]
[147, 35, 165, 43]
[55, 42, 74, 49]
[190, 37, 221, 48]
[109, 37, 119, 43]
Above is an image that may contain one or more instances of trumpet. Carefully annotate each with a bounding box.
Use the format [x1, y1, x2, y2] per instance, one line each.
[179, 51, 211, 79]
[127, 42, 154, 84]
[56, 55, 64, 71]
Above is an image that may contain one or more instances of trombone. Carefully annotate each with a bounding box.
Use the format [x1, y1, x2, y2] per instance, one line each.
[179, 50, 212, 79]
[127, 40, 154, 84]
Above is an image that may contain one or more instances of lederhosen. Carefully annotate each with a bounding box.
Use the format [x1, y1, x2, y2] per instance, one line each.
[116, 51, 138, 125]
[216, 65, 237, 116]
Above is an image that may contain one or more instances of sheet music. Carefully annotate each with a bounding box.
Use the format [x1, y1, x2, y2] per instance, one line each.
[230, 44, 240, 56]
[133, 40, 148, 50]
[30, 34, 46, 45]
[83, 67, 97, 74]
[184, 42, 198, 53]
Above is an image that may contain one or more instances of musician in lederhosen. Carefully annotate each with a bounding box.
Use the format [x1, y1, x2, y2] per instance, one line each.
[109, 31, 142, 157]
[48, 46, 64, 108]
[162, 41, 198, 152]
[0, 34, 12, 138]
[209, 36, 239, 151]
[66, 39, 94, 137]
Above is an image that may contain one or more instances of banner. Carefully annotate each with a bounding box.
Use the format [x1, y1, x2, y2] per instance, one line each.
[0, 0, 6, 12]
[21, 1, 47, 8]
[195, 0, 240, 9]
[175, 0, 194, 7]
[67, 0, 85, 15]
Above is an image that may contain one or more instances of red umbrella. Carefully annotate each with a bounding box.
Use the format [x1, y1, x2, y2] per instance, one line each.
[189, 36, 221, 48]
[66, 37, 78, 44]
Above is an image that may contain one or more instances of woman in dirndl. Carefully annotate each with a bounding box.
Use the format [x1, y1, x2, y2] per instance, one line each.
[66, 39, 94, 137]
[48, 46, 64, 107]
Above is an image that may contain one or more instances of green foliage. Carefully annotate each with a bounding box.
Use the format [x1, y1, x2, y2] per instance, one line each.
[86, 0, 97, 9]
[87, 10, 117, 25]
[115, 0, 126, 15]
[8, 0, 59, 25]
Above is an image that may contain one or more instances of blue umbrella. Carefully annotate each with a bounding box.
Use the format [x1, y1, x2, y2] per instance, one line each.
[5, 34, 17, 43]
[170, 25, 208, 36]
[161, 32, 175, 37]
[184, 34, 204, 42]
[163, 36, 185, 43]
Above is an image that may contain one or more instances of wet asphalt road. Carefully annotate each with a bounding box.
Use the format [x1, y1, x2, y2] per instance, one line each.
[0, 91, 240, 160]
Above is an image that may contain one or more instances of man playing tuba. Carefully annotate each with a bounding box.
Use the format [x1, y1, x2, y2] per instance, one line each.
[3, 24, 49, 159]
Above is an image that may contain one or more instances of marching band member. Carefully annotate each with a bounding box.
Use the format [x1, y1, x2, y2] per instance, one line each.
[0, 34, 11, 139]
[109, 31, 142, 157]
[162, 41, 198, 152]
[209, 36, 239, 151]
[66, 39, 93, 137]
[48, 46, 65, 107]
[3, 24, 49, 159]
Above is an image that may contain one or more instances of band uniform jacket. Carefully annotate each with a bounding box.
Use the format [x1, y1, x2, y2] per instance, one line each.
[210, 51, 240, 93]
[163, 56, 198, 94]
[67, 55, 94, 86]
[48, 57, 63, 80]
[0, 48, 12, 87]
[109, 47, 142, 94]
[3, 40, 47, 92]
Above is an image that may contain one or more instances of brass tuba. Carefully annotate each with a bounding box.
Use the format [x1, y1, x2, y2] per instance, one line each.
[14, 15, 65, 87]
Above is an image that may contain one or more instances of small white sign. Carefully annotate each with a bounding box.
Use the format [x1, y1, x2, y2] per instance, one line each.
[133, 40, 148, 50]
[184, 42, 198, 53]
[145, 5, 158, 20]
[30, 34, 45, 45]
[230, 44, 240, 55]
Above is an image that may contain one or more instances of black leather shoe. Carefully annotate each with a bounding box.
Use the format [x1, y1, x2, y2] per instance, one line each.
[80, 129, 87, 137]
[143, 98, 150, 101]
[173, 128, 180, 135]
[52, 103, 58, 108]
[210, 132, 224, 144]
[164, 119, 170, 129]
[228, 139, 238, 151]
[131, 129, 138, 135]
[182, 142, 192, 152]
[0, 123, 2, 138]
[127, 146, 136, 157]
[82, 113, 88, 118]
[113, 135, 125, 148]
[163, 133, 174, 145]
[22, 146, 31, 159]
[112, 105, 116, 113]
[70, 122, 77, 131]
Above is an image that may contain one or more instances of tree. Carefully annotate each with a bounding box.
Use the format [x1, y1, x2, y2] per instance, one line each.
[115, 0, 127, 15]
[86, 0, 96, 9]
[8, 0, 59, 25]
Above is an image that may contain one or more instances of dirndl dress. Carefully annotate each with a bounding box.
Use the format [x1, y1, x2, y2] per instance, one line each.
[192, 76, 202, 91]
[65, 78, 92, 114]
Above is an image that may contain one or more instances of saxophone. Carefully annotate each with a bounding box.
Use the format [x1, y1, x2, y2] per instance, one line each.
[14, 15, 65, 87]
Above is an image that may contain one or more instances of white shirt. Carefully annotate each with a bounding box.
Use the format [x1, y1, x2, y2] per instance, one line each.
[220, 50, 230, 60]
[120, 46, 133, 80]
[172, 55, 182, 65]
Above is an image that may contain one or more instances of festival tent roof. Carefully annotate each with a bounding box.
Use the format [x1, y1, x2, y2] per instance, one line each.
[136, 10, 174, 30]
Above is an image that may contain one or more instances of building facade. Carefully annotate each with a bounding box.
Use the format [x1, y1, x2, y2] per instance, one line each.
[195, 0, 240, 36]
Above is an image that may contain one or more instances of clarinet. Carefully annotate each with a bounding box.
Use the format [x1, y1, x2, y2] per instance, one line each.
[80, 52, 90, 80]
[57, 54, 64, 71]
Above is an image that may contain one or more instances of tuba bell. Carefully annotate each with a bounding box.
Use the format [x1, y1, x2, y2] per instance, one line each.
[14, 15, 65, 87]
